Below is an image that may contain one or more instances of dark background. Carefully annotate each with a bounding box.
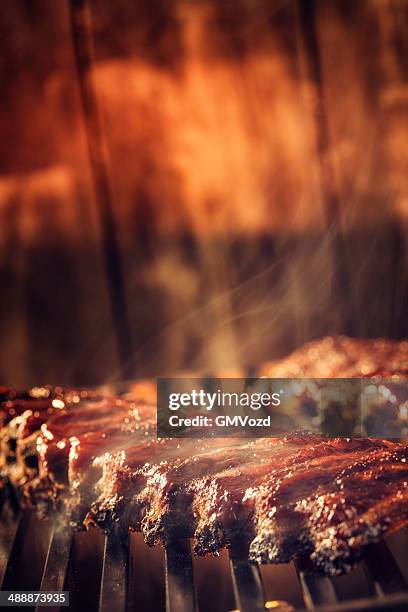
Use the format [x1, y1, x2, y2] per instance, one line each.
[0, 0, 407, 387]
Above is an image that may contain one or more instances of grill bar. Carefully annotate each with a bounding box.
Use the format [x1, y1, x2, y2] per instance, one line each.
[0, 507, 21, 588]
[99, 527, 128, 612]
[295, 557, 338, 609]
[363, 540, 408, 598]
[165, 539, 197, 612]
[38, 526, 72, 593]
[229, 544, 265, 612]
[1, 510, 35, 591]
[309, 591, 408, 612]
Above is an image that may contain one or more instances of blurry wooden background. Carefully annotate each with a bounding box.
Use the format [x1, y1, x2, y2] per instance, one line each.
[0, 0, 407, 387]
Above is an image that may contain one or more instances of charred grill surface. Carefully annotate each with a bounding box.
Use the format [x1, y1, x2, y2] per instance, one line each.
[0, 337, 407, 576]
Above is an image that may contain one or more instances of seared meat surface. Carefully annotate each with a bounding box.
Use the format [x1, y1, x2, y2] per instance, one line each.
[249, 437, 407, 573]
[1, 337, 407, 576]
[86, 433, 407, 575]
[0, 386, 104, 479]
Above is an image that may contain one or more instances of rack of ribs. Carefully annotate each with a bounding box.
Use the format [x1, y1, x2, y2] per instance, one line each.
[0, 336, 407, 576]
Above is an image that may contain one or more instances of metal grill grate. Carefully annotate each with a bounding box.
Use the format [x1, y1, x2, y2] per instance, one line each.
[0, 499, 407, 612]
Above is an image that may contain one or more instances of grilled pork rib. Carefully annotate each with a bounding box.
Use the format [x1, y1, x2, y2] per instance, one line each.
[86, 433, 407, 576]
[0, 337, 407, 576]
[0, 387, 103, 482]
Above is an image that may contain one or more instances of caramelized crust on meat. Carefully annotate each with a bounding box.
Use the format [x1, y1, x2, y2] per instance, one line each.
[86, 433, 407, 575]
